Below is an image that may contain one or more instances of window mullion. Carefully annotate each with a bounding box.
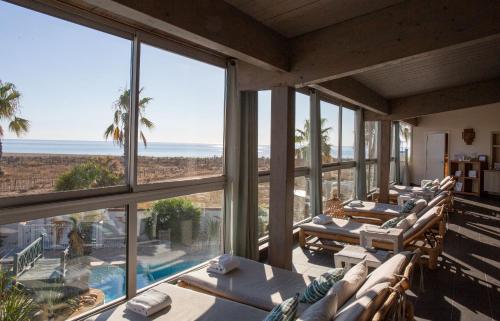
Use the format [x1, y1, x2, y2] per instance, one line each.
[128, 34, 140, 191]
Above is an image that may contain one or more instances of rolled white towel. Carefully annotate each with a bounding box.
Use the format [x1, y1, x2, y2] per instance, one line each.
[312, 214, 333, 225]
[208, 255, 239, 274]
[126, 288, 172, 317]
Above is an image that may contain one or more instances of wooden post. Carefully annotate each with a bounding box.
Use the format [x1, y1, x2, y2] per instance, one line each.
[268, 86, 295, 270]
[378, 120, 392, 203]
[309, 89, 322, 215]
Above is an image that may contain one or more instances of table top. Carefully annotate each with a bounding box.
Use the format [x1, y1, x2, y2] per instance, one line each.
[335, 245, 390, 263]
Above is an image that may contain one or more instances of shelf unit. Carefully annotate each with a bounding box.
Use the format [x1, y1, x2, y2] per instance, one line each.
[449, 160, 488, 196]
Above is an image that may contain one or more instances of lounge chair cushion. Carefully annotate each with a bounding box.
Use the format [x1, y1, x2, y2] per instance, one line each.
[352, 251, 410, 300]
[438, 180, 454, 193]
[327, 260, 368, 308]
[395, 213, 418, 231]
[440, 176, 451, 186]
[300, 218, 369, 238]
[263, 294, 299, 321]
[404, 206, 440, 241]
[85, 283, 268, 321]
[419, 192, 447, 217]
[412, 199, 428, 215]
[178, 256, 314, 311]
[297, 291, 338, 321]
[300, 268, 346, 303]
[334, 282, 390, 321]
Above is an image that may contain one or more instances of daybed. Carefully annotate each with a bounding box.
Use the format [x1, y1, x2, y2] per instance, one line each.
[371, 177, 455, 203]
[299, 205, 446, 269]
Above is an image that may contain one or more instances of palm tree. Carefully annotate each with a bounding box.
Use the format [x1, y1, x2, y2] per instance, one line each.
[0, 81, 30, 175]
[104, 88, 154, 161]
[295, 118, 332, 161]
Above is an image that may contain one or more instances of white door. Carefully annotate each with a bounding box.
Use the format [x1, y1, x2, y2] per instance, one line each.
[425, 133, 446, 180]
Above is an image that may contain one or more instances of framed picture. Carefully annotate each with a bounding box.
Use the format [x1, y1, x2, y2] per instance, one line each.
[478, 155, 487, 162]
[455, 182, 463, 192]
[454, 170, 462, 177]
[468, 170, 477, 178]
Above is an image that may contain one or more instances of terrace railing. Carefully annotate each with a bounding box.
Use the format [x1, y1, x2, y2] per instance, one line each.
[13, 233, 45, 276]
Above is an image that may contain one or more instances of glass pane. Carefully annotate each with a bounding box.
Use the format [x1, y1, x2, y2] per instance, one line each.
[322, 170, 339, 209]
[390, 161, 396, 183]
[341, 108, 355, 161]
[0, 2, 131, 198]
[0, 207, 127, 320]
[295, 92, 310, 167]
[138, 44, 225, 184]
[257, 182, 270, 238]
[320, 101, 339, 163]
[339, 168, 355, 202]
[258, 91, 271, 171]
[365, 121, 378, 159]
[137, 190, 223, 289]
[294, 176, 311, 224]
[366, 163, 377, 192]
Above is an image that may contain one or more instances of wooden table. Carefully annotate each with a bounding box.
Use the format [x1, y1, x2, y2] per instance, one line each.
[360, 227, 404, 253]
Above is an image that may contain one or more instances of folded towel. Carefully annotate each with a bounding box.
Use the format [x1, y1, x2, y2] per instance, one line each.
[312, 214, 333, 225]
[208, 255, 240, 274]
[348, 200, 364, 207]
[126, 288, 172, 317]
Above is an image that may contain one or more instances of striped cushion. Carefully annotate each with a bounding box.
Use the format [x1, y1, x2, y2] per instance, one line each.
[381, 216, 405, 229]
[263, 294, 299, 321]
[400, 199, 416, 214]
[300, 268, 345, 303]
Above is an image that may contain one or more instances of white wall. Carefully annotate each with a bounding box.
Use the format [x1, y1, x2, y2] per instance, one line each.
[411, 103, 500, 184]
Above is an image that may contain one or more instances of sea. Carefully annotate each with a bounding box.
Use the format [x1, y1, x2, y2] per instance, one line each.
[1, 139, 354, 159]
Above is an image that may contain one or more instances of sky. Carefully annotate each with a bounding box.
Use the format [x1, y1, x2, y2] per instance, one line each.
[0, 1, 354, 147]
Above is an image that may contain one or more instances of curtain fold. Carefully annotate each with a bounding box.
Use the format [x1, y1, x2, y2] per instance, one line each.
[355, 109, 367, 200]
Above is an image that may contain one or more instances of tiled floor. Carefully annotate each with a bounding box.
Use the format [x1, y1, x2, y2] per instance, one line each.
[292, 200, 500, 321]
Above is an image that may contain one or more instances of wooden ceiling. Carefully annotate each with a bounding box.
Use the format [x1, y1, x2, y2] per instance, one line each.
[224, 0, 402, 38]
[353, 37, 500, 99]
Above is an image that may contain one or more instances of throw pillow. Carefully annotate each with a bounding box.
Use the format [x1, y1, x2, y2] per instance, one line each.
[297, 292, 338, 321]
[395, 213, 417, 231]
[300, 268, 346, 303]
[381, 216, 404, 229]
[263, 294, 299, 321]
[400, 199, 416, 214]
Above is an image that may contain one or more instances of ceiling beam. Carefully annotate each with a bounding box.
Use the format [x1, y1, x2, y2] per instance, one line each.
[311, 78, 389, 115]
[78, 0, 290, 71]
[291, 0, 500, 84]
[365, 78, 500, 121]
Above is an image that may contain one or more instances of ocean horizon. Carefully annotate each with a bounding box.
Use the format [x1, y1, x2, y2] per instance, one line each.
[1, 139, 355, 159]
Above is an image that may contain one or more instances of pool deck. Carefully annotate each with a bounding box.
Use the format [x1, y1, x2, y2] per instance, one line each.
[293, 199, 499, 321]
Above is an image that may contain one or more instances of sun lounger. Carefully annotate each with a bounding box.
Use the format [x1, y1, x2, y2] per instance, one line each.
[343, 198, 428, 225]
[300, 205, 446, 269]
[371, 177, 455, 203]
[179, 250, 421, 321]
[85, 282, 268, 321]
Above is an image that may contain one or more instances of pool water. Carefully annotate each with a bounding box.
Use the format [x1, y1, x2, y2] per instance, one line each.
[89, 260, 200, 302]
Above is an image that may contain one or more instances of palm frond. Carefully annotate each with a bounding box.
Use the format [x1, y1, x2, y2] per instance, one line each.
[140, 117, 154, 129]
[140, 131, 148, 147]
[104, 124, 115, 139]
[8, 117, 29, 136]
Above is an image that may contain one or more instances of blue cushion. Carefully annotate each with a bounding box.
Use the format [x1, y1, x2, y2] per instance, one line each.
[400, 199, 416, 214]
[262, 294, 299, 321]
[300, 268, 345, 303]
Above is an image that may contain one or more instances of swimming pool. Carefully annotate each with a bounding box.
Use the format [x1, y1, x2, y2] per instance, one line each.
[89, 260, 201, 302]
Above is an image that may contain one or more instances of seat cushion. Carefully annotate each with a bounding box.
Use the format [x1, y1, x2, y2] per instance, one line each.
[396, 213, 418, 231]
[334, 282, 391, 321]
[85, 283, 269, 321]
[297, 292, 338, 321]
[404, 206, 440, 240]
[327, 260, 368, 308]
[300, 218, 371, 238]
[179, 256, 314, 311]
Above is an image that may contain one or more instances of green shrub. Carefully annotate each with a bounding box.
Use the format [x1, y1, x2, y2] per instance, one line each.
[0, 271, 38, 321]
[55, 160, 122, 191]
[145, 198, 201, 243]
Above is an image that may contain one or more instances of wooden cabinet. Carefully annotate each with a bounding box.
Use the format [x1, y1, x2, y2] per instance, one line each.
[484, 170, 500, 195]
[449, 160, 487, 196]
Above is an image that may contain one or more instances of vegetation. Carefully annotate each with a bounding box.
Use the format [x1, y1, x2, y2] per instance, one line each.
[104, 87, 154, 150]
[55, 159, 122, 191]
[145, 198, 201, 243]
[0, 270, 38, 321]
[295, 118, 333, 162]
[0, 80, 30, 176]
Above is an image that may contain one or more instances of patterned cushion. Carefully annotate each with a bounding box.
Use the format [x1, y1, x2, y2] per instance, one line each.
[263, 294, 299, 321]
[300, 268, 346, 303]
[381, 216, 404, 229]
[400, 199, 416, 214]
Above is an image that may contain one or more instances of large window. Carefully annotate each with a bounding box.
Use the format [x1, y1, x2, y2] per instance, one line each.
[138, 44, 225, 184]
[0, 1, 131, 198]
[365, 121, 378, 192]
[257, 91, 271, 238]
[0, 207, 127, 321]
[320, 101, 339, 163]
[0, 2, 226, 320]
[137, 190, 223, 289]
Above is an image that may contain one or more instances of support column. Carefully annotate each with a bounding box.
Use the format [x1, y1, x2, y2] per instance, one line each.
[355, 109, 366, 200]
[378, 120, 392, 203]
[309, 89, 322, 215]
[269, 86, 295, 270]
[394, 121, 401, 184]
